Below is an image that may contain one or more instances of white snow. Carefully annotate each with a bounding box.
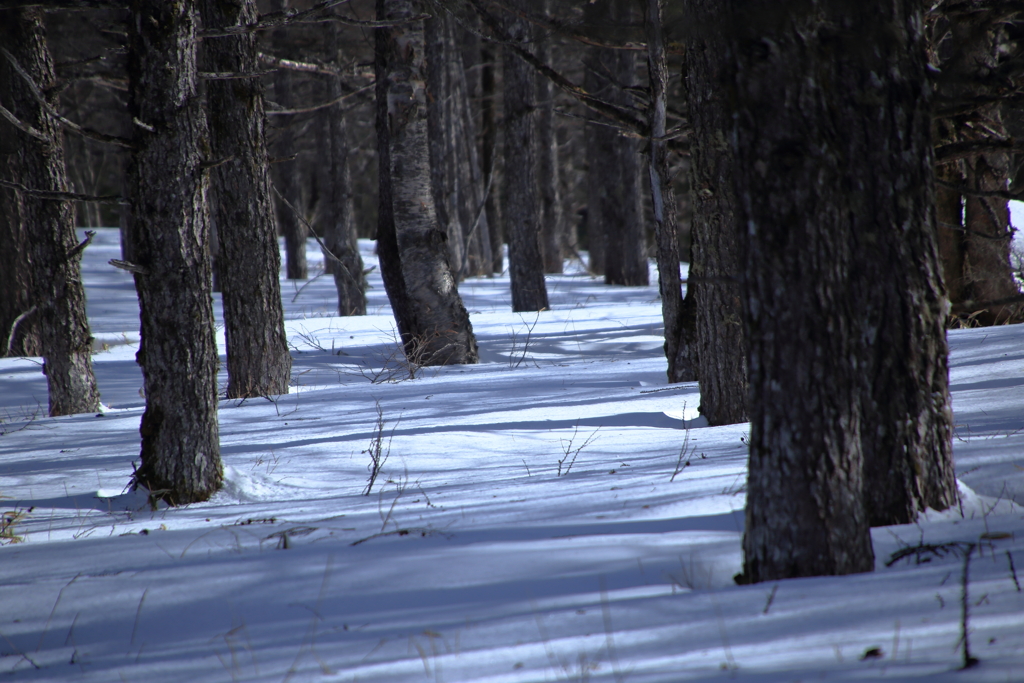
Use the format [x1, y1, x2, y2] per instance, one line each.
[1, 228, 1023, 681]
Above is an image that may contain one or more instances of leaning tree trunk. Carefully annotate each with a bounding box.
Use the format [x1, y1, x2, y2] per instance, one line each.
[200, 0, 292, 399]
[126, 0, 222, 504]
[536, 0, 563, 275]
[683, 0, 747, 426]
[731, 0, 955, 582]
[502, 0, 549, 312]
[271, 0, 307, 280]
[322, 14, 367, 316]
[1, 9, 100, 415]
[375, 0, 478, 366]
[643, 0, 695, 384]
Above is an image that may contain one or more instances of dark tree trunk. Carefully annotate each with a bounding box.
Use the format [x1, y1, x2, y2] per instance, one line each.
[684, 0, 747, 426]
[1, 9, 100, 415]
[0, 136, 39, 358]
[321, 15, 366, 316]
[449, 20, 492, 279]
[643, 0, 695, 384]
[536, 0, 563, 275]
[375, 0, 478, 366]
[582, 80, 606, 277]
[502, 0, 548, 312]
[126, 0, 222, 504]
[200, 0, 292, 399]
[271, 0, 307, 280]
[731, 0, 955, 582]
[425, 12, 464, 278]
[480, 41, 503, 274]
[930, 7, 1022, 325]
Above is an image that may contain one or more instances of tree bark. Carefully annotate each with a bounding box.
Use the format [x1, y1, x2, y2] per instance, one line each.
[502, 0, 549, 312]
[375, 0, 478, 366]
[271, 0, 307, 280]
[536, 0, 563, 275]
[1, 8, 100, 415]
[480, 40, 503, 274]
[684, 0, 747, 426]
[731, 0, 955, 581]
[200, 0, 293, 399]
[126, 0, 222, 504]
[425, 12, 464, 278]
[322, 14, 367, 316]
[0, 124, 39, 358]
[643, 0, 695, 384]
[930, 5, 1022, 325]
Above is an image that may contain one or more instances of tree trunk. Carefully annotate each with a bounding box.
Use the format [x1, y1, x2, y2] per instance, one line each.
[126, 0, 222, 504]
[502, 0, 549, 312]
[375, 0, 478, 366]
[480, 41, 503, 274]
[643, 0, 695, 384]
[731, 0, 954, 581]
[582, 73, 607, 277]
[449, 19, 492, 279]
[536, 0, 563, 275]
[321, 15, 367, 316]
[930, 6, 1022, 325]
[425, 12, 464, 278]
[271, 0, 307, 280]
[0, 124, 39, 358]
[1, 9, 100, 415]
[684, 0, 747, 426]
[200, 0, 292, 399]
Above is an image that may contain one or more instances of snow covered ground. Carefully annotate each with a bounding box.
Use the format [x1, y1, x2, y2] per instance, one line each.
[1, 227, 1023, 682]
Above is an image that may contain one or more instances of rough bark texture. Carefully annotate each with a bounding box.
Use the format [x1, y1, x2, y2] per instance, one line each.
[322, 15, 367, 316]
[684, 0, 747, 426]
[375, 0, 478, 366]
[536, 0, 563, 275]
[502, 0, 549, 312]
[271, 0, 307, 280]
[1, 9, 100, 415]
[126, 0, 222, 504]
[200, 0, 292, 399]
[643, 0, 694, 384]
[930, 7, 1022, 325]
[0, 132, 39, 358]
[731, 0, 955, 581]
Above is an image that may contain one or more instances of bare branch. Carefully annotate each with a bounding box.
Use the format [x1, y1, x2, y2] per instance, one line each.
[0, 0, 125, 8]
[461, 0, 648, 136]
[199, 0, 428, 38]
[0, 46, 132, 148]
[266, 81, 373, 116]
[934, 138, 1024, 162]
[0, 177, 121, 202]
[950, 293, 1024, 316]
[0, 99, 46, 140]
[258, 52, 342, 77]
[108, 259, 148, 276]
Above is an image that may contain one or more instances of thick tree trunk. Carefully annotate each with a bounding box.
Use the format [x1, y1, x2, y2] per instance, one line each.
[271, 0, 307, 280]
[375, 0, 478, 366]
[322, 16, 367, 316]
[502, 0, 549, 312]
[731, 0, 954, 581]
[126, 0, 222, 504]
[1, 9, 100, 415]
[536, 0, 563, 275]
[684, 0, 747, 426]
[200, 0, 292, 399]
[643, 0, 695, 384]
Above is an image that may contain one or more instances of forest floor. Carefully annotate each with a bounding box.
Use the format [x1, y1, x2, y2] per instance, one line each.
[1, 228, 1023, 682]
